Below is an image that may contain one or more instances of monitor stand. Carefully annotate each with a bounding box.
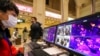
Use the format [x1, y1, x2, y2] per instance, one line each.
[69, 52, 84, 56]
[45, 42, 54, 48]
[46, 42, 51, 47]
[69, 52, 74, 56]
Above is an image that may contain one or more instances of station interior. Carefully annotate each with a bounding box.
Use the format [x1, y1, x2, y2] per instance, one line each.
[2, 0, 100, 56]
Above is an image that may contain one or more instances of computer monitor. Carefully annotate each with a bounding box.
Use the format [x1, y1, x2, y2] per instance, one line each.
[43, 26, 57, 43]
[55, 23, 72, 48]
[55, 13, 100, 56]
[69, 15, 100, 56]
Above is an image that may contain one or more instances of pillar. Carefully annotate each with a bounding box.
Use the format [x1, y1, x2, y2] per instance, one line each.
[61, 0, 69, 22]
[75, 0, 82, 18]
[49, 0, 53, 8]
[76, 6, 80, 18]
[91, 0, 96, 13]
[33, 0, 45, 27]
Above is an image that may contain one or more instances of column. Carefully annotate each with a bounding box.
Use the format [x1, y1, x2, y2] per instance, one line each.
[76, 6, 80, 18]
[91, 0, 96, 13]
[33, 0, 45, 27]
[75, 0, 82, 18]
[61, 0, 69, 22]
[49, 0, 53, 8]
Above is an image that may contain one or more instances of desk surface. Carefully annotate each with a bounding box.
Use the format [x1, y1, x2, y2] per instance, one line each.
[43, 47, 66, 55]
[25, 42, 68, 56]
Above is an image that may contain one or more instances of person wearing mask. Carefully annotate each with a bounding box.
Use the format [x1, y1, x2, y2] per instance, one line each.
[0, 0, 19, 56]
[29, 17, 43, 42]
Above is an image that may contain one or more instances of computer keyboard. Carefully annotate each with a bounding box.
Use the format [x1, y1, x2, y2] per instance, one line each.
[32, 49, 51, 56]
[28, 42, 41, 49]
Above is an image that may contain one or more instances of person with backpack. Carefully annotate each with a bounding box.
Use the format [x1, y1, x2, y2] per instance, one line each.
[29, 17, 43, 42]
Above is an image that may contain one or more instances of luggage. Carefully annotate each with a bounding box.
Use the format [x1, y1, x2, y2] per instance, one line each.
[15, 38, 21, 45]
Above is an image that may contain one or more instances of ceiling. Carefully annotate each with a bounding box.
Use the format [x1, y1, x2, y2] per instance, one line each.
[25, 0, 33, 2]
[13, 0, 93, 17]
[12, 0, 33, 6]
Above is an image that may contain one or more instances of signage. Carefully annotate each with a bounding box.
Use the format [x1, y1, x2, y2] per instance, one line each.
[15, 3, 33, 13]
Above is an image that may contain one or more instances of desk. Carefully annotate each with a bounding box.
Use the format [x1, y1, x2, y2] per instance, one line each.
[43, 47, 66, 55]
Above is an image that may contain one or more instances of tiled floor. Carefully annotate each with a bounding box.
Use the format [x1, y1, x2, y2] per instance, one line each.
[24, 43, 31, 56]
[24, 38, 32, 56]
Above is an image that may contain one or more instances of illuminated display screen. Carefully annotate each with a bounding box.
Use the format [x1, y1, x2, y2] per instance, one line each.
[43, 26, 57, 43]
[69, 18, 100, 56]
[55, 24, 71, 48]
[55, 13, 100, 56]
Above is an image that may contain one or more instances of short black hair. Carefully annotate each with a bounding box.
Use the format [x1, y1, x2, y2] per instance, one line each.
[31, 17, 37, 21]
[0, 0, 19, 16]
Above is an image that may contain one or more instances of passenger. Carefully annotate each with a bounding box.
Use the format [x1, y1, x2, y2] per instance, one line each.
[29, 17, 43, 42]
[0, 0, 19, 56]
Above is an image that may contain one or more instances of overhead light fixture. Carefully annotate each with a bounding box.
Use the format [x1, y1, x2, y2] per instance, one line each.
[68, 17, 74, 21]
[45, 11, 62, 19]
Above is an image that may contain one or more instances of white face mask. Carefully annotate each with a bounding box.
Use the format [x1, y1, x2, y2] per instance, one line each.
[2, 15, 18, 28]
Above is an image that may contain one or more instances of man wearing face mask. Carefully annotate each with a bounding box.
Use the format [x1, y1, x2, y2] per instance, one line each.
[0, 0, 19, 56]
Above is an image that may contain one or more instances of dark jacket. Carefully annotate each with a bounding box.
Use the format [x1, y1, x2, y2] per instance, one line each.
[29, 22, 43, 39]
